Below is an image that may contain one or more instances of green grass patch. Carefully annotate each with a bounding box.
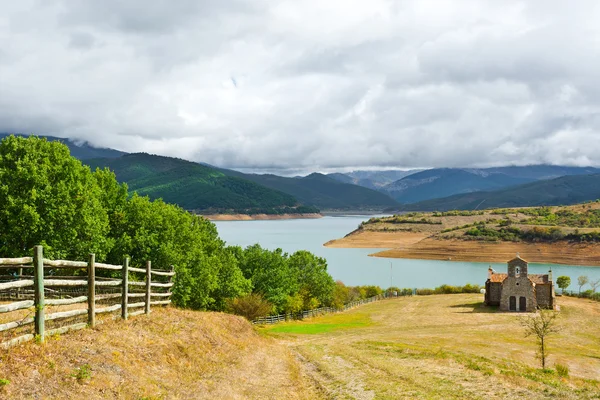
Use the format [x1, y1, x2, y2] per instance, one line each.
[263, 313, 372, 335]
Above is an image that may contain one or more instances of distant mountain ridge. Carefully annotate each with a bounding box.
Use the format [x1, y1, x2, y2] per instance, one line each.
[85, 153, 315, 214]
[218, 169, 399, 210]
[4, 133, 600, 212]
[380, 165, 600, 204]
[0, 133, 126, 159]
[389, 173, 600, 211]
[327, 169, 421, 190]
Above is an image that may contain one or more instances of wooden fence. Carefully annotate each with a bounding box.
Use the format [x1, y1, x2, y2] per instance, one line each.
[252, 293, 386, 325]
[0, 245, 175, 349]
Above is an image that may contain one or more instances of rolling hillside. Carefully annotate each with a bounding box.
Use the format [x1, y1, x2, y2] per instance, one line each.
[391, 173, 600, 211]
[85, 153, 316, 214]
[0, 133, 126, 159]
[220, 169, 399, 210]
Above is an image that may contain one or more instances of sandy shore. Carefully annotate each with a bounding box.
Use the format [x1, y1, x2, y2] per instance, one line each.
[325, 230, 600, 266]
[204, 213, 322, 221]
[324, 230, 429, 249]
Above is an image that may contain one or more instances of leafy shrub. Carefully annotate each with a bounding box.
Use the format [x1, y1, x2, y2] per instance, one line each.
[227, 293, 273, 320]
[416, 288, 435, 295]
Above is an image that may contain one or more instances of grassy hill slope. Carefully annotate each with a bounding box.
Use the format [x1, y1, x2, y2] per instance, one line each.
[0, 308, 319, 399]
[220, 170, 399, 210]
[86, 153, 316, 214]
[392, 173, 600, 211]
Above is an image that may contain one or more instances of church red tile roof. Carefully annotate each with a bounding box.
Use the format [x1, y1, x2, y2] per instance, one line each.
[528, 274, 550, 284]
[489, 273, 507, 283]
[488, 273, 550, 284]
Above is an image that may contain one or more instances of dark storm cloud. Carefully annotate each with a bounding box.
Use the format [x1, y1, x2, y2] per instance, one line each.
[1, 0, 600, 173]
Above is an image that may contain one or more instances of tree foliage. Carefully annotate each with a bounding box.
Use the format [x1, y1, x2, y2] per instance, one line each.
[0, 135, 336, 315]
[556, 276, 571, 291]
[233, 245, 336, 314]
[0, 136, 110, 260]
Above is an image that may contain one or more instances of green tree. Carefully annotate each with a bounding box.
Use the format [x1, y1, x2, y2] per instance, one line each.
[288, 250, 335, 309]
[0, 135, 110, 259]
[236, 244, 298, 313]
[555, 276, 571, 291]
[332, 281, 350, 309]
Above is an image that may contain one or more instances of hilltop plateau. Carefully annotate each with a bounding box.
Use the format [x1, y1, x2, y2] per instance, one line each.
[326, 202, 600, 265]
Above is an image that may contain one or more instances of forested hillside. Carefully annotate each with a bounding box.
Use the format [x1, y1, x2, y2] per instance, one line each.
[86, 153, 318, 214]
[220, 170, 399, 210]
[391, 173, 600, 211]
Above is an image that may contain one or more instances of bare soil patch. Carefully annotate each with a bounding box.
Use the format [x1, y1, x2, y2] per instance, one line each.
[324, 231, 428, 249]
[203, 213, 322, 221]
[372, 238, 600, 266]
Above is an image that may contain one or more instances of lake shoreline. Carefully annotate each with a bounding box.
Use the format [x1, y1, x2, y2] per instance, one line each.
[204, 213, 323, 221]
[325, 230, 600, 267]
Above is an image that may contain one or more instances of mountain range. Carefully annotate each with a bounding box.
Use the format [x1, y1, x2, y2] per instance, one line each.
[85, 154, 398, 212]
[388, 173, 600, 211]
[3, 133, 600, 213]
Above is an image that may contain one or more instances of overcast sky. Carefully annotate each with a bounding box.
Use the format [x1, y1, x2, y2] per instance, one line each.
[1, 1, 600, 174]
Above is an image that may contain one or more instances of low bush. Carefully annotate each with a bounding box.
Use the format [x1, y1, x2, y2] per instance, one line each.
[227, 293, 273, 320]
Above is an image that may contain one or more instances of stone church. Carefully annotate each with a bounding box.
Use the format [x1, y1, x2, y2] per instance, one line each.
[484, 255, 556, 311]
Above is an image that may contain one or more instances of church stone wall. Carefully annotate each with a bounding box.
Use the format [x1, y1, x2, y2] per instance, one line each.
[486, 282, 502, 306]
[499, 276, 536, 312]
[536, 284, 554, 309]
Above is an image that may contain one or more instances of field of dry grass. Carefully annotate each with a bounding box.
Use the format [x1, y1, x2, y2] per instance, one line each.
[0, 308, 320, 399]
[263, 294, 600, 399]
[2, 295, 599, 399]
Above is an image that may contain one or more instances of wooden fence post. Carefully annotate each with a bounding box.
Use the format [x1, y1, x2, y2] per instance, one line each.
[121, 257, 129, 320]
[145, 260, 151, 315]
[33, 245, 45, 343]
[16, 266, 23, 299]
[88, 253, 96, 328]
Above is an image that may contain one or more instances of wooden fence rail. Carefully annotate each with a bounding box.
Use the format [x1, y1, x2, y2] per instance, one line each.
[252, 294, 386, 325]
[0, 245, 175, 349]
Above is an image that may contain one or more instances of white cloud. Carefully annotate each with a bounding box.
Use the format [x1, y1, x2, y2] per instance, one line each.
[1, 0, 600, 174]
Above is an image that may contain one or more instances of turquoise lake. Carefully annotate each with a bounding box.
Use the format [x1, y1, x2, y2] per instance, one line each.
[214, 216, 600, 291]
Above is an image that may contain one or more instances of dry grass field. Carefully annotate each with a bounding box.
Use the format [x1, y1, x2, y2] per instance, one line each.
[1, 295, 599, 399]
[263, 294, 600, 399]
[0, 308, 320, 400]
